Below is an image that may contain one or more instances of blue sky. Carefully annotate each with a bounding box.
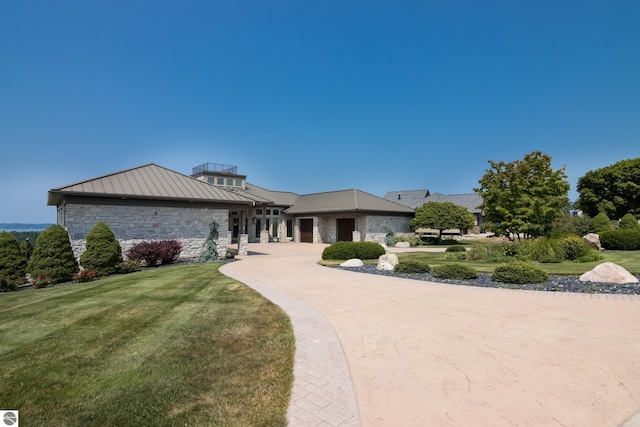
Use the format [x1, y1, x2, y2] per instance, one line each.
[1, 1, 639, 223]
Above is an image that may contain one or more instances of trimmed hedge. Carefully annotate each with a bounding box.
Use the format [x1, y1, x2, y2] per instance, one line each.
[599, 230, 640, 250]
[492, 262, 549, 284]
[433, 263, 478, 280]
[445, 245, 466, 252]
[394, 259, 431, 274]
[321, 241, 385, 260]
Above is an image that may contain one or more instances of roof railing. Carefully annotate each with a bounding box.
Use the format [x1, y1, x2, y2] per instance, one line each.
[192, 163, 238, 175]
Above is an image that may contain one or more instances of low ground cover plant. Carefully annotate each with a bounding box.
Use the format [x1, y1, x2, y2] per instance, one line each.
[433, 263, 478, 280]
[492, 261, 549, 284]
[322, 241, 385, 260]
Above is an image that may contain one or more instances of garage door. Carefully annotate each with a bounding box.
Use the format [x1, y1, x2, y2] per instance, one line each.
[336, 218, 355, 242]
[300, 219, 313, 243]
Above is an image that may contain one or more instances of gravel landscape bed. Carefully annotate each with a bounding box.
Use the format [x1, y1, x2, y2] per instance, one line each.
[334, 265, 640, 295]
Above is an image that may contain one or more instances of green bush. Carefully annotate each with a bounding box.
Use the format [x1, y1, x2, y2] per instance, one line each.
[115, 259, 140, 274]
[577, 253, 603, 263]
[467, 245, 488, 261]
[528, 237, 563, 262]
[592, 212, 612, 233]
[445, 252, 467, 260]
[552, 214, 593, 236]
[394, 259, 431, 274]
[445, 245, 466, 252]
[0, 232, 27, 290]
[27, 225, 79, 285]
[502, 240, 533, 261]
[619, 213, 640, 231]
[80, 222, 122, 276]
[538, 255, 562, 263]
[599, 230, 640, 250]
[321, 241, 385, 260]
[433, 263, 478, 280]
[556, 234, 590, 261]
[492, 261, 549, 284]
[126, 240, 183, 266]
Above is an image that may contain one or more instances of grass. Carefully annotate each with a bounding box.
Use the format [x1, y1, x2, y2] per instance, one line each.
[0, 263, 294, 427]
[396, 249, 640, 275]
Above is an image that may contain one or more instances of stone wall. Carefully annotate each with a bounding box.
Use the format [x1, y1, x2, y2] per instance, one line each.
[62, 202, 230, 260]
[363, 215, 412, 243]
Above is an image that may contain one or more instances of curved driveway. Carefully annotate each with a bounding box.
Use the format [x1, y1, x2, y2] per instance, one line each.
[221, 243, 640, 427]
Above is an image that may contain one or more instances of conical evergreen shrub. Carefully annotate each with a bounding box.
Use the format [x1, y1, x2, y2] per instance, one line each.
[80, 222, 122, 276]
[619, 213, 640, 231]
[27, 225, 79, 285]
[0, 231, 27, 291]
[592, 212, 612, 234]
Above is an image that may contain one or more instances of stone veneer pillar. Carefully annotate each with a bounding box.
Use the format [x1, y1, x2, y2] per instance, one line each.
[352, 230, 362, 242]
[238, 234, 248, 255]
[260, 229, 270, 244]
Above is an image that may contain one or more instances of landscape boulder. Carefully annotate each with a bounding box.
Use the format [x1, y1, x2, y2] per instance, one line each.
[341, 258, 364, 268]
[377, 261, 395, 271]
[583, 233, 602, 251]
[395, 242, 410, 248]
[579, 262, 638, 284]
[378, 253, 399, 267]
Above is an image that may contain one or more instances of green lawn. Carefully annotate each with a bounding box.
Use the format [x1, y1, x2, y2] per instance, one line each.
[0, 264, 294, 427]
[397, 249, 640, 275]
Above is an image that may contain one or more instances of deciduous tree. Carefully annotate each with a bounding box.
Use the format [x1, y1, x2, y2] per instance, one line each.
[474, 151, 569, 239]
[576, 158, 640, 218]
[410, 201, 475, 240]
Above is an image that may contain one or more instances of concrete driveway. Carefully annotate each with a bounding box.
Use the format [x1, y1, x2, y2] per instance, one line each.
[221, 243, 640, 427]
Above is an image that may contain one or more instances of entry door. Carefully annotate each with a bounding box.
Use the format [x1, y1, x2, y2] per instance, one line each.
[300, 219, 313, 243]
[336, 218, 355, 242]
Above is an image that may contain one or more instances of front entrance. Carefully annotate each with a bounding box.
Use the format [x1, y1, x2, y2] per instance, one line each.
[336, 218, 355, 242]
[300, 219, 313, 243]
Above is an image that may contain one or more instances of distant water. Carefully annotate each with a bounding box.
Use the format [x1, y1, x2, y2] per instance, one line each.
[0, 223, 53, 232]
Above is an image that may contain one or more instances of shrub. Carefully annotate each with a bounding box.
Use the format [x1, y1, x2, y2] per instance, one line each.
[599, 230, 640, 250]
[115, 259, 141, 274]
[577, 253, 603, 263]
[126, 240, 183, 266]
[445, 245, 466, 252]
[445, 252, 467, 260]
[394, 259, 431, 274]
[502, 240, 533, 261]
[528, 237, 564, 262]
[556, 234, 590, 261]
[467, 245, 488, 261]
[27, 225, 79, 284]
[80, 222, 122, 276]
[433, 263, 478, 280]
[197, 219, 220, 263]
[592, 212, 612, 233]
[0, 231, 27, 290]
[32, 274, 55, 288]
[492, 262, 549, 284]
[552, 214, 593, 236]
[619, 213, 640, 231]
[538, 255, 561, 263]
[321, 241, 385, 260]
[73, 269, 98, 283]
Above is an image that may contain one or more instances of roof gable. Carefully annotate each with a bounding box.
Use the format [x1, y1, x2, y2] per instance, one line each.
[285, 189, 414, 215]
[48, 163, 256, 206]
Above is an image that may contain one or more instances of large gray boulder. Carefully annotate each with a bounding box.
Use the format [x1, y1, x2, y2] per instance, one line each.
[378, 253, 399, 267]
[377, 261, 395, 271]
[340, 258, 364, 268]
[579, 262, 638, 284]
[583, 233, 602, 251]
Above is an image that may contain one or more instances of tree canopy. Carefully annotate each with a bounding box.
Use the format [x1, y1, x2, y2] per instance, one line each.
[474, 151, 569, 239]
[410, 201, 475, 239]
[576, 158, 640, 219]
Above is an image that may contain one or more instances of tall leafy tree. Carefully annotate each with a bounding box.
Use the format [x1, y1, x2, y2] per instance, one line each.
[576, 158, 640, 218]
[410, 201, 475, 240]
[474, 151, 570, 239]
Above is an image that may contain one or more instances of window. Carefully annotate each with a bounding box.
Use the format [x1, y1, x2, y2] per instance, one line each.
[256, 209, 262, 215]
[207, 177, 215, 184]
[235, 179, 242, 187]
[286, 219, 293, 238]
[226, 178, 233, 186]
[272, 209, 279, 216]
[217, 177, 224, 185]
[266, 210, 271, 215]
[255, 219, 261, 238]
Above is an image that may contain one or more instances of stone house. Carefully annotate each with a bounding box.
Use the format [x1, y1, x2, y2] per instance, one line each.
[48, 163, 415, 258]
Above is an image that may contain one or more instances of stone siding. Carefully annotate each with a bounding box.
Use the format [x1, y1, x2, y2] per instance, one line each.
[363, 215, 412, 243]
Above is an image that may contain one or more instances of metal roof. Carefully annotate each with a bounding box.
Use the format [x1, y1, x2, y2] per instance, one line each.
[384, 190, 483, 213]
[242, 183, 299, 206]
[48, 163, 256, 206]
[285, 189, 414, 215]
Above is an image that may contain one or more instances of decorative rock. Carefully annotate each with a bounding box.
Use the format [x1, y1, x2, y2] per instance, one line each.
[583, 233, 602, 251]
[378, 253, 399, 267]
[377, 261, 395, 271]
[579, 262, 639, 284]
[341, 258, 364, 268]
[395, 242, 410, 248]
